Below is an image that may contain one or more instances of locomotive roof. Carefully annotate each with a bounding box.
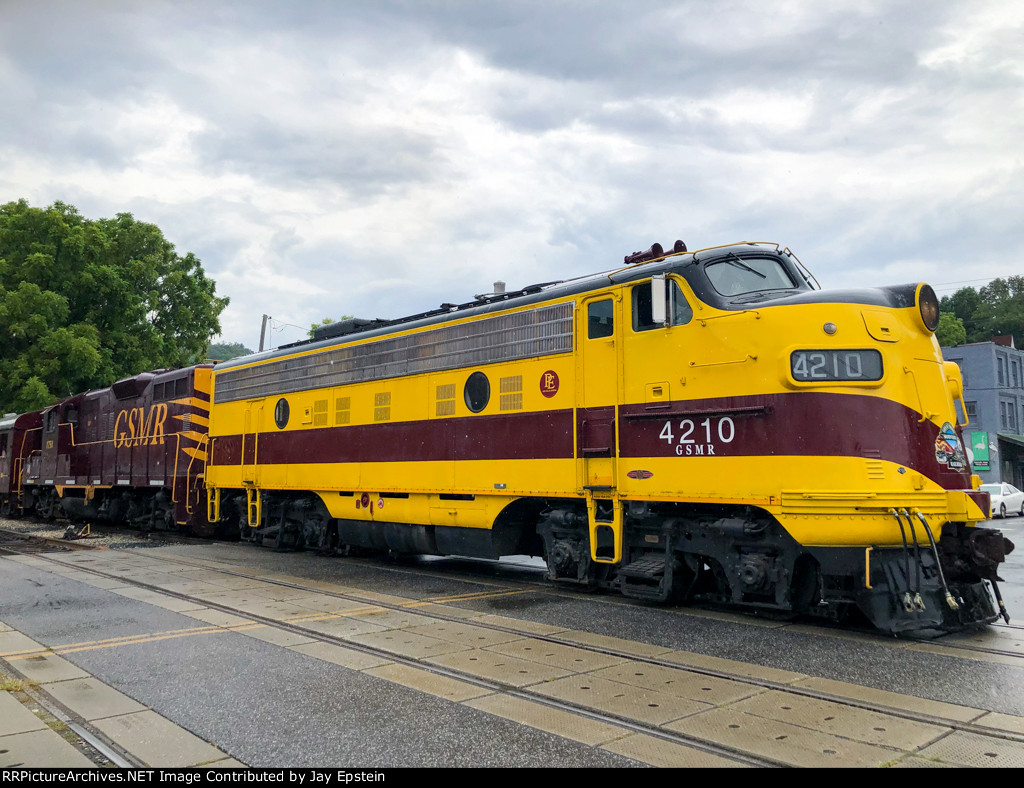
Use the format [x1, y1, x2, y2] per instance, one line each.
[215, 241, 797, 372]
[0, 410, 43, 431]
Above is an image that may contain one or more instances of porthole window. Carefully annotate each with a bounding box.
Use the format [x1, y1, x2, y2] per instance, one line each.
[464, 371, 490, 413]
[274, 398, 290, 429]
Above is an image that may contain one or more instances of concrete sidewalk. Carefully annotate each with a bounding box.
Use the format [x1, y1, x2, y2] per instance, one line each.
[0, 618, 245, 768]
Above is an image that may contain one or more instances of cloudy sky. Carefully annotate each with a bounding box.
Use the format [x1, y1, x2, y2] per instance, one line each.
[2, 0, 1022, 351]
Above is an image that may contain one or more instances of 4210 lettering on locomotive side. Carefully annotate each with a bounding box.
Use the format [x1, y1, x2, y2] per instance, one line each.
[659, 416, 736, 455]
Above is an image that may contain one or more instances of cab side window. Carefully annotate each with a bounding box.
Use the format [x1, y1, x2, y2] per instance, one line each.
[632, 282, 655, 330]
[632, 279, 692, 331]
[588, 299, 614, 339]
[671, 281, 694, 326]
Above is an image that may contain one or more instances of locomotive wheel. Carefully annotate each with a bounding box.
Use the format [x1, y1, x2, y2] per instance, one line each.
[36, 491, 59, 520]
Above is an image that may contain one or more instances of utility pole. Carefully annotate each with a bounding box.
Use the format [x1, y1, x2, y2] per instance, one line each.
[259, 314, 270, 352]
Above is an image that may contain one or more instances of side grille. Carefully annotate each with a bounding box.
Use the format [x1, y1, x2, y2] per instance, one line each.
[214, 302, 574, 404]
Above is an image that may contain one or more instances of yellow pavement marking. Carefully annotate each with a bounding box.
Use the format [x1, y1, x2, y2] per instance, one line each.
[0, 622, 270, 660]
[415, 589, 532, 605]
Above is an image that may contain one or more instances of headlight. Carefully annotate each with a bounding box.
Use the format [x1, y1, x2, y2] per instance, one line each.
[917, 283, 940, 332]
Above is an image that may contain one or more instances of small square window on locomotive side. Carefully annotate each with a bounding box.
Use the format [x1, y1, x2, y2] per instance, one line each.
[587, 299, 614, 339]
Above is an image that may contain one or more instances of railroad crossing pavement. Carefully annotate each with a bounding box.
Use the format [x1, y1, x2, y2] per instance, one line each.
[0, 617, 245, 767]
[7, 539, 1024, 768]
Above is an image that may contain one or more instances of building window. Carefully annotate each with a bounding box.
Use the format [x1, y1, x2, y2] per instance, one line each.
[1000, 400, 1017, 431]
[998, 356, 1007, 387]
[1014, 359, 1021, 387]
[965, 401, 977, 418]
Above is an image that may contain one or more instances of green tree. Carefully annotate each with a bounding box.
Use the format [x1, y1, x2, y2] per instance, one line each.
[972, 276, 1024, 348]
[309, 316, 354, 338]
[940, 287, 982, 329]
[207, 341, 253, 362]
[0, 199, 228, 412]
[936, 312, 967, 347]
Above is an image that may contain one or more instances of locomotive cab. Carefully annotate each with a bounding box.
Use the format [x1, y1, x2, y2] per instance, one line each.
[584, 243, 1010, 632]
[25, 398, 85, 519]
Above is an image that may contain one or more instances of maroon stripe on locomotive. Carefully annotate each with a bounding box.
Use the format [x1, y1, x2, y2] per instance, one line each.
[211, 408, 576, 466]
[617, 392, 974, 490]
[208, 392, 973, 496]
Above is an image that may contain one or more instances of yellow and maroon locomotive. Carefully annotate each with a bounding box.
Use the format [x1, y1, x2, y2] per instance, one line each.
[204, 241, 1013, 634]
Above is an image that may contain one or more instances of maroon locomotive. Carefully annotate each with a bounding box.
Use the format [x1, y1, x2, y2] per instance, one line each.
[0, 410, 43, 517]
[5, 365, 214, 533]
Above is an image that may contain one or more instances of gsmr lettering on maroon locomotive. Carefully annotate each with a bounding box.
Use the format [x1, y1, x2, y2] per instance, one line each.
[113, 404, 169, 448]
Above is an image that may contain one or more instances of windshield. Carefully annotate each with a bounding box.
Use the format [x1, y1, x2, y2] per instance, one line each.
[704, 256, 798, 297]
[980, 484, 1000, 493]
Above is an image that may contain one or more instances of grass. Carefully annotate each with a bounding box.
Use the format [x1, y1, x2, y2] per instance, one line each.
[0, 677, 39, 692]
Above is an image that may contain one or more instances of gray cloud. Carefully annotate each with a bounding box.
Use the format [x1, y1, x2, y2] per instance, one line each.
[1, 0, 1021, 351]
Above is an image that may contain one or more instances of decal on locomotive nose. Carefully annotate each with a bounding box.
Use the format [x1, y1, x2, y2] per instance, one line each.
[113, 404, 168, 448]
[627, 469, 654, 479]
[935, 422, 967, 470]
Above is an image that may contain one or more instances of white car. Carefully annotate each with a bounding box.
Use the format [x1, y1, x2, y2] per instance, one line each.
[980, 483, 1024, 518]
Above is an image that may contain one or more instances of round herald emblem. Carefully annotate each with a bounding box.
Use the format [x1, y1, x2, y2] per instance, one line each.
[540, 370, 560, 398]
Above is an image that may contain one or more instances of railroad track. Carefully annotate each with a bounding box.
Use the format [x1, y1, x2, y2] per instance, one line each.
[7, 516, 1023, 667]
[0, 527, 103, 555]
[229, 545, 1024, 667]
[6, 542, 1024, 767]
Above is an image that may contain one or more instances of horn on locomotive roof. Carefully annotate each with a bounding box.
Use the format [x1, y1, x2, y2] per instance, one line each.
[623, 239, 686, 264]
[624, 242, 663, 264]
